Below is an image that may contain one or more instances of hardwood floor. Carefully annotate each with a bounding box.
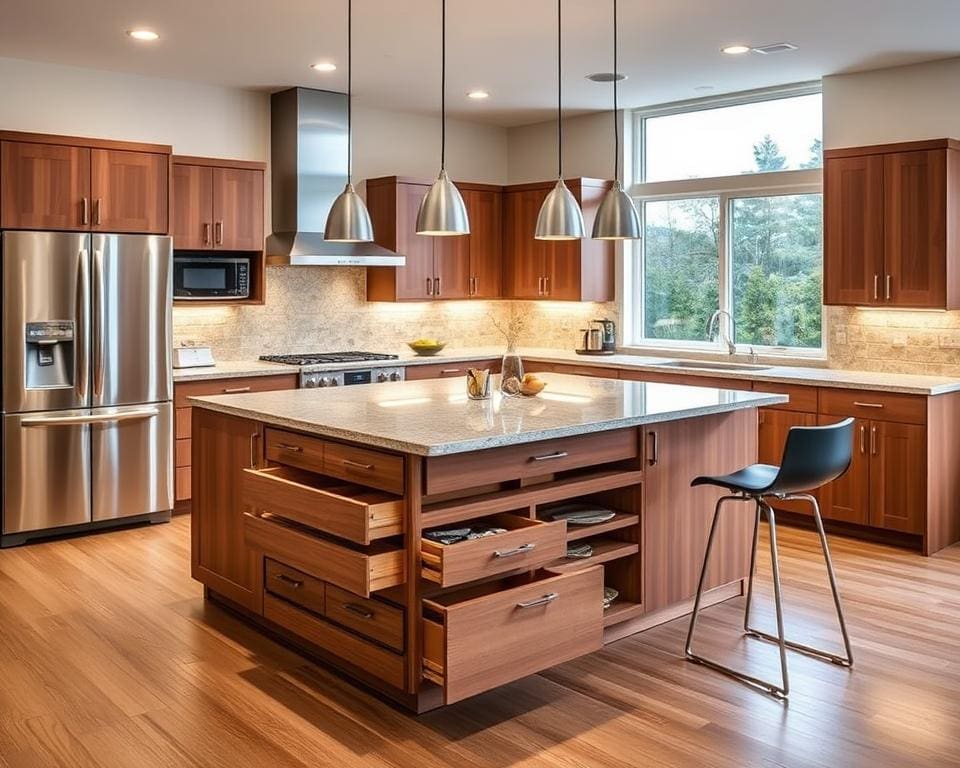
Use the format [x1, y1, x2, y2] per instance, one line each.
[1, 516, 959, 767]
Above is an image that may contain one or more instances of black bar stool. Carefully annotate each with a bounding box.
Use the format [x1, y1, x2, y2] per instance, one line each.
[684, 417, 855, 699]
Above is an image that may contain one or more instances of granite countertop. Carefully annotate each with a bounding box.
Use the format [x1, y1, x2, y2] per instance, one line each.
[190, 372, 787, 456]
[173, 346, 960, 396]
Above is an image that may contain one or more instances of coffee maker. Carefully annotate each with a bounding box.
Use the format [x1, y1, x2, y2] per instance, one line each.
[594, 319, 616, 353]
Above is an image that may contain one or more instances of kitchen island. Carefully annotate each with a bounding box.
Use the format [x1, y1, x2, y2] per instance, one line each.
[190, 373, 787, 711]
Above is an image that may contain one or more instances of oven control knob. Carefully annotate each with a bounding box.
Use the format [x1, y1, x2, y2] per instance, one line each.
[329, 379, 339, 387]
[302, 375, 317, 388]
[389, 372, 402, 382]
[317, 377, 329, 388]
[377, 371, 388, 383]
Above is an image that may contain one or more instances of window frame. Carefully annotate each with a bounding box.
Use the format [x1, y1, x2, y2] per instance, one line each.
[623, 83, 825, 359]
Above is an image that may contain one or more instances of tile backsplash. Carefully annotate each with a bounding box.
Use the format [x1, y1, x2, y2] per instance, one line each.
[173, 266, 617, 359]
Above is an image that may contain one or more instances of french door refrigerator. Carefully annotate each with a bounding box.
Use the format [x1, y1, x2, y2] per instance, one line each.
[1, 230, 173, 546]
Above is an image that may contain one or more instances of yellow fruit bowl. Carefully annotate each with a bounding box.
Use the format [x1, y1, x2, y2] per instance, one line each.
[407, 340, 447, 356]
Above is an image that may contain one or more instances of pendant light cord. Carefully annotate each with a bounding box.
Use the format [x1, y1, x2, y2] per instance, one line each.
[613, 0, 619, 185]
[441, 0, 446, 171]
[557, 0, 563, 179]
[347, 0, 353, 183]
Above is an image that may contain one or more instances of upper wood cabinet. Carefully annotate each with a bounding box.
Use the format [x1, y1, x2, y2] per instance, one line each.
[824, 139, 960, 309]
[366, 176, 502, 301]
[172, 156, 265, 251]
[502, 178, 615, 302]
[0, 132, 170, 234]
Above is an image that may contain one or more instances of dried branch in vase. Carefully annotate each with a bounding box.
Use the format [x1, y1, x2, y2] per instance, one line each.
[489, 305, 529, 352]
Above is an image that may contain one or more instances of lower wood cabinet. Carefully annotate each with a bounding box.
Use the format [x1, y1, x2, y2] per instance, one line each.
[758, 408, 818, 517]
[868, 420, 926, 533]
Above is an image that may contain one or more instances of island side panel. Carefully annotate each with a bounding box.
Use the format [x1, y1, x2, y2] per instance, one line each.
[642, 408, 757, 615]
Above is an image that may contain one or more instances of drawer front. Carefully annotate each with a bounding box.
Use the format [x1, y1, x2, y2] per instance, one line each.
[425, 429, 638, 496]
[819, 388, 926, 425]
[753, 381, 818, 413]
[421, 514, 567, 588]
[241, 466, 403, 544]
[263, 593, 405, 690]
[243, 511, 405, 597]
[175, 438, 191, 467]
[423, 567, 604, 704]
[405, 359, 499, 381]
[174, 466, 191, 501]
[324, 442, 405, 495]
[324, 584, 404, 652]
[175, 407, 192, 439]
[174, 374, 298, 407]
[265, 559, 326, 615]
[264, 428, 325, 474]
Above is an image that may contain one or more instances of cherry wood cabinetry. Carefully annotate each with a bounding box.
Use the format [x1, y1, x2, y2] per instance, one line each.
[1, 132, 170, 233]
[824, 139, 960, 309]
[366, 177, 502, 301]
[172, 163, 213, 249]
[502, 179, 614, 301]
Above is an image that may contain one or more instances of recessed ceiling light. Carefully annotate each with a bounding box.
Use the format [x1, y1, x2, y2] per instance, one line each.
[467, 89, 490, 100]
[753, 42, 798, 55]
[720, 44, 751, 55]
[586, 72, 627, 83]
[127, 29, 159, 41]
[310, 62, 337, 72]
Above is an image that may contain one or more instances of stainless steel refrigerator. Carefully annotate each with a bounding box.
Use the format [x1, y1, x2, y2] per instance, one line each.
[1, 231, 173, 546]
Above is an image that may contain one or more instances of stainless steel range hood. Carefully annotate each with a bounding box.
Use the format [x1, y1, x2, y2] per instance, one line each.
[266, 87, 404, 266]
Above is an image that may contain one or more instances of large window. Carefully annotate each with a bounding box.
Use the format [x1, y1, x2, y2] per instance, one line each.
[626, 85, 824, 355]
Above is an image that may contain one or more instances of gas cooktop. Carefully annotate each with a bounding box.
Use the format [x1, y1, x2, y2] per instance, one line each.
[259, 351, 399, 366]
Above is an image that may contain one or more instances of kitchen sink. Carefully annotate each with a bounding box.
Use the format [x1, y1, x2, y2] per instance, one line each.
[653, 360, 773, 372]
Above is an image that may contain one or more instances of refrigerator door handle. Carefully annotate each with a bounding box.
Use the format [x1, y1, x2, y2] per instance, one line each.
[22, 408, 160, 427]
[93, 247, 105, 398]
[76, 249, 90, 400]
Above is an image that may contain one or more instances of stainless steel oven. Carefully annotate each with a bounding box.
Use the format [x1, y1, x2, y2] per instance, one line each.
[173, 255, 250, 300]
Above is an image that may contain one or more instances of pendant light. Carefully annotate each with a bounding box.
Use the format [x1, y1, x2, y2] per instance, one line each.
[416, 0, 470, 236]
[535, 0, 584, 241]
[592, 0, 641, 240]
[325, 0, 374, 243]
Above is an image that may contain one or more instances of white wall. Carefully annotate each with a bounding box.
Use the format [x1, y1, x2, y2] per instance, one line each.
[506, 111, 616, 184]
[822, 56, 960, 149]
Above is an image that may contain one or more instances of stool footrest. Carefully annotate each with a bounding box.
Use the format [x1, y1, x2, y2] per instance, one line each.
[685, 650, 787, 698]
[744, 627, 853, 667]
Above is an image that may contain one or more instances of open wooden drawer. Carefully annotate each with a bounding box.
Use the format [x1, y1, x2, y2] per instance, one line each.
[421, 567, 604, 704]
[421, 513, 566, 588]
[241, 465, 403, 545]
[243, 511, 405, 598]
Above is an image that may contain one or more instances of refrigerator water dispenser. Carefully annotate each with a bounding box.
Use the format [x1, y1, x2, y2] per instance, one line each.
[24, 321, 75, 390]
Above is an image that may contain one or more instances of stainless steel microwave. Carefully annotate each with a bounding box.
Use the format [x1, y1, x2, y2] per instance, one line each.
[173, 256, 250, 300]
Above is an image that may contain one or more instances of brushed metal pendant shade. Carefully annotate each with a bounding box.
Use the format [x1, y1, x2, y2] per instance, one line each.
[416, 0, 470, 236]
[536, 0, 584, 241]
[591, 0, 641, 240]
[325, 0, 375, 243]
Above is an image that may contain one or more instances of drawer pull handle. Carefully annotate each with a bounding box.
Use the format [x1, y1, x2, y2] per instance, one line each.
[275, 443, 303, 452]
[859, 424, 866, 454]
[516, 592, 559, 609]
[223, 386, 252, 394]
[871, 426, 878, 455]
[440, 368, 461, 375]
[342, 459, 374, 471]
[853, 401, 883, 409]
[493, 543, 536, 559]
[343, 603, 374, 619]
[531, 451, 569, 462]
[274, 573, 303, 589]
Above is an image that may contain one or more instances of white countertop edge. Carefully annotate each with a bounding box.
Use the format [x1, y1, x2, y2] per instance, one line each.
[188, 391, 788, 457]
[172, 348, 960, 396]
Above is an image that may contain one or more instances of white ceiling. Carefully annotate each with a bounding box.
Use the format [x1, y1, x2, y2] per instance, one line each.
[1, 0, 958, 127]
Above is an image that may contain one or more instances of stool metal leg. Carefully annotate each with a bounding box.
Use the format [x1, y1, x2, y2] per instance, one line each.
[742, 499, 762, 632]
[685, 495, 788, 698]
[744, 493, 854, 668]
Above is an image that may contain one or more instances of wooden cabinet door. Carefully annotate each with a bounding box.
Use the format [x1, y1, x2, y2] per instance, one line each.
[502, 189, 548, 298]
[758, 409, 817, 516]
[433, 233, 471, 299]
[869, 420, 926, 533]
[212, 167, 263, 250]
[90, 149, 168, 234]
[0, 141, 90, 231]
[191, 409, 263, 613]
[394, 182, 436, 299]
[643, 410, 754, 613]
[463, 189, 502, 298]
[823, 154, 884, 305]
[546, 240, 582, 300]
[172, 163, 213, 249]
[817, 415, 870, 525]
[883, 149, 947, 308]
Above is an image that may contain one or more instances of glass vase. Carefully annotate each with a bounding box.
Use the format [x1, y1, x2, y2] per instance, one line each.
[500, 348, 524, 395]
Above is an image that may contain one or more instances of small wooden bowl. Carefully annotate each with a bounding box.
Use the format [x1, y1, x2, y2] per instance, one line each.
[407, 342, 447, 356]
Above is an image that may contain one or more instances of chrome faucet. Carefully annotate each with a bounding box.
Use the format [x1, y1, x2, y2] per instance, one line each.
[707, 310, 737, 356]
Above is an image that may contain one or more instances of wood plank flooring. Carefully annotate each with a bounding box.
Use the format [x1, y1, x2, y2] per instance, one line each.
[1, 515, 959, 767]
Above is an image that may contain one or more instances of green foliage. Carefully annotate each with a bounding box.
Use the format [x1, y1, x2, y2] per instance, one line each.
[644, 135, 822, 349]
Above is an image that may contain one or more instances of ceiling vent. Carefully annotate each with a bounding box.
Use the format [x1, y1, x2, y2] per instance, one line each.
[752, 42, 798, 55]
